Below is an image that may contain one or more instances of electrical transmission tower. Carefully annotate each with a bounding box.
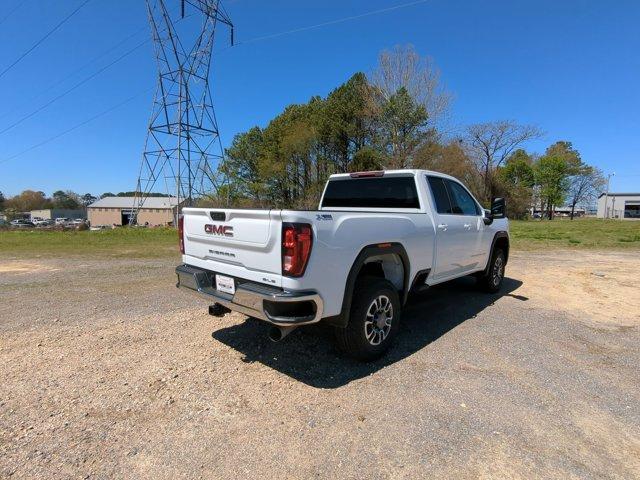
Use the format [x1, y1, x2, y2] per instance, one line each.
[132, 0, 233, 224]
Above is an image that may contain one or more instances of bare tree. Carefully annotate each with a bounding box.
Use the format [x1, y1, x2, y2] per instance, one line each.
[370, 45, 452, 128]
[567, 165, 605, 219]
[464, 121, 543, 200]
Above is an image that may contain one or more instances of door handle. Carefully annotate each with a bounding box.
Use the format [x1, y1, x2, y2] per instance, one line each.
[463, 223, 471, 229]
[437, 223, 448, 231]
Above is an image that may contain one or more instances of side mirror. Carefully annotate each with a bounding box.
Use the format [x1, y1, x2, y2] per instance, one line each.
[483, 209, 493, 225]
[491, 197, 506, 219]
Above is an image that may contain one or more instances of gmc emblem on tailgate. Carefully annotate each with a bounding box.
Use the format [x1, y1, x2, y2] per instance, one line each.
[204, 224, 234, 237]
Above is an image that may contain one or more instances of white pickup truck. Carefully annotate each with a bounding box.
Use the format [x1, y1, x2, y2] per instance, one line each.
[176, 169, 509, 360]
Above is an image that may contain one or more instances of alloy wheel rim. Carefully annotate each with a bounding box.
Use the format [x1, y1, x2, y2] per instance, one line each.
[493, 256, 504, 286]
[364, 295, 393, 346]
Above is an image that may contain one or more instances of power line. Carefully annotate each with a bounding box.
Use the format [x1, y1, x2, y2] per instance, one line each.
[0, 0, 27, 27]
[0, 0, 92, 80]
[0, 5, 186, 121]
[0, 5, 191, 164]
[0, 23, 148, 121]
[0, 88, 152, 166]
[0, 8, 191, 136]
[236, 0, 431, 45]
[0, 37, 149, 136]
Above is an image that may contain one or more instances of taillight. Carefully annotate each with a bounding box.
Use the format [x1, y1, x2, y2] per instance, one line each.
[178, 215, 185, 254]
[282, 223, 313, 277]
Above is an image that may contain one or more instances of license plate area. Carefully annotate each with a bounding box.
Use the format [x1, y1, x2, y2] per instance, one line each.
[215, 274, 235, 295]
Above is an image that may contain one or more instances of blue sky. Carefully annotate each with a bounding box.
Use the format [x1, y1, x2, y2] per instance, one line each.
[1, 0, 639, 196]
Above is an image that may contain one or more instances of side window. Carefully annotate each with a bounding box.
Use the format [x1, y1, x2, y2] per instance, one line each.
[427, 176, 453, 214]
[446, 180, 480, 216]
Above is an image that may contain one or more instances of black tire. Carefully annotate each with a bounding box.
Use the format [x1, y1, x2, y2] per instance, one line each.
[478, 248, 506, 293]
[335, 277, 401, 361]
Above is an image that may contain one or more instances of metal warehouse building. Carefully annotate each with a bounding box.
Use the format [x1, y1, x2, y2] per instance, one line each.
[30, 209, 85, 221]
[597, 193, 640, 219]
[87, 197, 180, 226]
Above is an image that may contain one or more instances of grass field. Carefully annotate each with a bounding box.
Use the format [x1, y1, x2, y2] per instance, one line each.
[0, 227, 179, 258]
[509, 218, 640, 250]
[0, 218, 638, 258]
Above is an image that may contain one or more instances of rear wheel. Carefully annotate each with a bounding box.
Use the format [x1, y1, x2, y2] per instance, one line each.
[335, 277, 401, 361]
[478, 248, 506, 293]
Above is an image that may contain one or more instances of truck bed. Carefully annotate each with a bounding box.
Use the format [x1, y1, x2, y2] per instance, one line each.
[181, 207, 434, 318]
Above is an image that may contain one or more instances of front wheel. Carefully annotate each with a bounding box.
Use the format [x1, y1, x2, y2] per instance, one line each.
[335, 277, 401, 361]
[478, 248, 506, 293]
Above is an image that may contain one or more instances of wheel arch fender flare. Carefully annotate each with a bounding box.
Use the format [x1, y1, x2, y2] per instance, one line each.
[324, 242, 411, 328]
[483, 231, 510, 275]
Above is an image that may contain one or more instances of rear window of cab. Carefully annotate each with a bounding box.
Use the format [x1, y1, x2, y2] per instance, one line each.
[321, 176, 420, 209]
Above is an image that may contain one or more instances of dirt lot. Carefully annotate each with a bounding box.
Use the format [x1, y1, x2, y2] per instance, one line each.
[1, 250, 639, 479]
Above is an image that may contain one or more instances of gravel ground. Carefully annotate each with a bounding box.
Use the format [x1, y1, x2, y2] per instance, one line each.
[1, 251, 639, 479]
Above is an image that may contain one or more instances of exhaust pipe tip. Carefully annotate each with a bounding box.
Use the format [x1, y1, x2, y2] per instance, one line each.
[268, 325, 297, 342]
[268, 326, 283, 342]
[209, 303, 231, 317]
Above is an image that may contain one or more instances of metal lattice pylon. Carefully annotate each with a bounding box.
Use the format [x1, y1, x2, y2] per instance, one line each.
[132, 0, 233, 224]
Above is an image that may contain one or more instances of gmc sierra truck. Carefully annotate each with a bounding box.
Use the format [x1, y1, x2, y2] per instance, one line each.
[176, 169, 509, 360]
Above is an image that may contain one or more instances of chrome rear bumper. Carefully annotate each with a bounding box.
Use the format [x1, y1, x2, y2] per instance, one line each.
[175, 264, 323, 326]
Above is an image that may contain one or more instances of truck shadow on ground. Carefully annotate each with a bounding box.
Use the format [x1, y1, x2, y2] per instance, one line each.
[211, 276, 524, 388]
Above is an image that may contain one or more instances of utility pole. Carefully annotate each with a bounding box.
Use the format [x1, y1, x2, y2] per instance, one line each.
[133, 0, 233, 225]
[604, 172, 615, 219]
[611, 196, 616, 219]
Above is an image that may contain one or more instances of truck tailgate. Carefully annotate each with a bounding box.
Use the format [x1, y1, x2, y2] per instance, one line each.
[182, 208, 283, 286]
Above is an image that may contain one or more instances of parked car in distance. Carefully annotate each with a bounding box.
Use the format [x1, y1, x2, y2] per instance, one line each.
[176, 169, 510, 360]
[33, 219, 53, 226]
[10, 219, 35, 228]
[72, 218, 86, 224]
[90, 224, 108, 231]
[55, 217, 69, 225]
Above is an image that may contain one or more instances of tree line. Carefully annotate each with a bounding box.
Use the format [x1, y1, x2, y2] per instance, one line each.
[0, 190, 94, 215]
[0, 190, 170, 218]
[216, 46, 604, 219]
